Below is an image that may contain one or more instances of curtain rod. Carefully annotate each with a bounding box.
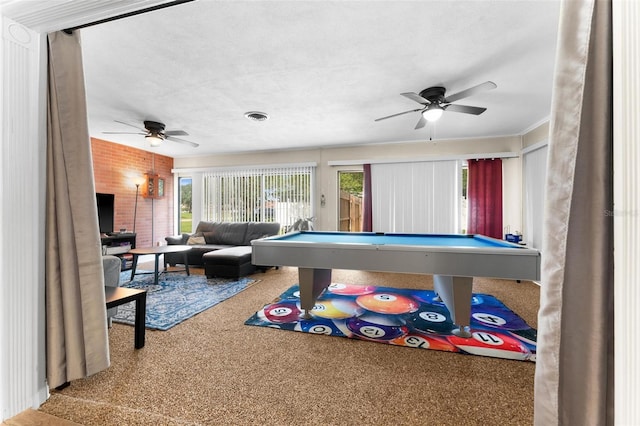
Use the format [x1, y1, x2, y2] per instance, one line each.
[62, 0, 195, 34]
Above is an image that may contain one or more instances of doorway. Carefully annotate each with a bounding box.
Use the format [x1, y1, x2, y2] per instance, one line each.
[338, 171, 363, 232]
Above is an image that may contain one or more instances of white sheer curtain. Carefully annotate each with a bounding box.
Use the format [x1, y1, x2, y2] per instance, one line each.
[202, 165, 314, 230]
[371, 161, 459, 233]
[523, 144, 548, 251]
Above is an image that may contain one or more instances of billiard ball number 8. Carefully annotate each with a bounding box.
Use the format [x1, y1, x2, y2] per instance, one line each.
[419, 311, 447, 323]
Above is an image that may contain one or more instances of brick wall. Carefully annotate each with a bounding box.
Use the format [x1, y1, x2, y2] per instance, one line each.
[91, 138, 174, 248]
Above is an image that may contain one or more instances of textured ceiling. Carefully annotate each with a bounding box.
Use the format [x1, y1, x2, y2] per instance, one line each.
[78, 0, 560, 158]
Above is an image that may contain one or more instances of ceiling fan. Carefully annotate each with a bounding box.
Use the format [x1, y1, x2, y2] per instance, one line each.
[375, 81, 497, 130]
[103, 120, 200, 148]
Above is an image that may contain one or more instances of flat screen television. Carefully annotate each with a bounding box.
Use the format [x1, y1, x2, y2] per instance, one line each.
[96, 193, 115, 234]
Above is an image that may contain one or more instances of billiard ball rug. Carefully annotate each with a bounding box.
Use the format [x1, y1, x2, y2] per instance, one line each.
[244, 283, 537, 362]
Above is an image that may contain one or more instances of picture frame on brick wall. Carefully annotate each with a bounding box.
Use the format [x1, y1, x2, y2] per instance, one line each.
[158, 178, 165, 197]
[142, 173, 164, 199]
[143, 173, 157, 198]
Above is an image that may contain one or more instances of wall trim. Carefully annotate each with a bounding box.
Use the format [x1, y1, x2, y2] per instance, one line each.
[519, 115, 551, 136]
[327, 152, 519, 166]
[521, 139, 548, 155]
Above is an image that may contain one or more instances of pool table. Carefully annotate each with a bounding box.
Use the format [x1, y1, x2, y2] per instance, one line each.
[251, 231, 540, 337]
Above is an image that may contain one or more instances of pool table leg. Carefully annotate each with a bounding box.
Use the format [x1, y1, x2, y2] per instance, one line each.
[298, 267, 332, 319]
[433, 275, 473, 338]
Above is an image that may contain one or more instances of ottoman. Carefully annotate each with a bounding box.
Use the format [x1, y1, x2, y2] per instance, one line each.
[203, 246, 255, 279]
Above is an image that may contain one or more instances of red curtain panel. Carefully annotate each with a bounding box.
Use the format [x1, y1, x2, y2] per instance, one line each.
[362, 164, 373, 232]
[467, 159, 503, 239]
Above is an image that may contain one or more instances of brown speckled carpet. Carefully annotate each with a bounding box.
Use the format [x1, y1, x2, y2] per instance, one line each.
[38, 266, 539, 425]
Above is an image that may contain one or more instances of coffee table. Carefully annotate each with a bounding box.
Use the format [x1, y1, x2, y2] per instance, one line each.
[129, 245, 192, 286]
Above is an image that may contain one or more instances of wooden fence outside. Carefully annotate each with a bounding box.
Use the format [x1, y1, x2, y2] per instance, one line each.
[339, 190, 363, 232]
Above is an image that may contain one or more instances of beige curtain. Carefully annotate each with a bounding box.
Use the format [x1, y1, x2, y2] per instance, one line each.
[534, 1, 613, 425]
[46, 31, 110, 388]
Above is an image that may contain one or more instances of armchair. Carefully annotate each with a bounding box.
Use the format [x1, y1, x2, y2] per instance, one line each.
[103, 255, 122, 327]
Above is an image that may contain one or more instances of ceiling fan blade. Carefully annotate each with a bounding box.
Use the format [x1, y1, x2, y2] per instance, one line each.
[444, 104, 487, 115]
[401, 92, 430, 104]
[374, 108, 423, 122]
[114, 119, 146, 132]
[166, 135, 199, 148]
[165, 130, 189, 136]
[443, 81, 497, 103]
[414, 115, 427, 129]
[102, 131, 146, 135]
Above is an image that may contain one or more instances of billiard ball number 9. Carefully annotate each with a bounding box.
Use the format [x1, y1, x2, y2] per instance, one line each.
[307, 324, 334, 335]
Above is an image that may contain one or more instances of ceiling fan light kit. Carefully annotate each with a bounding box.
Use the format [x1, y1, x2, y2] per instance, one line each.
[143, 121, 165, 146]
[422, 104, 444, 122]
[146, 134, 164, 146]
[375, 81, 497, 130]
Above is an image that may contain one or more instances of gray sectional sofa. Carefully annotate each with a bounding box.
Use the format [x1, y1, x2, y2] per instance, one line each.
[165, 221, 281, 278]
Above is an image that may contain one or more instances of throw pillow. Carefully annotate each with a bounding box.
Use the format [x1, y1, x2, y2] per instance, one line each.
[203, 231, 216, 244]
[187, 233, 206, 245]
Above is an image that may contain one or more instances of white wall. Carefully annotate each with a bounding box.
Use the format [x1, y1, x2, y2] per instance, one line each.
[613, 1, 640, 422]
[1, 16, 48, 420]
[523, 121, 550, 149]
[174, 135, 524, 232]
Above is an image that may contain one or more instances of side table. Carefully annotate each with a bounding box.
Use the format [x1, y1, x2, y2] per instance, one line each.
[105, 286, 146, 349]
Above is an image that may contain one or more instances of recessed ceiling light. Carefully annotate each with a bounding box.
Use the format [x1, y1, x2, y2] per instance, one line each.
[244, 111, 269, 122]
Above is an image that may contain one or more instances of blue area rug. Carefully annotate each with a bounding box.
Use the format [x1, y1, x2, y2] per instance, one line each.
[245, 283, 537, 362]
[113, 270, 255, 330]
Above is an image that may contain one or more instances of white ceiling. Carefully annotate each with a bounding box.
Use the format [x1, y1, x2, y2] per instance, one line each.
[77, 0, 560, 158]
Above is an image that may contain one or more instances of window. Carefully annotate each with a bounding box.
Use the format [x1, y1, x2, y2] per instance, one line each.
[202, 165, 314, 230]
[178, 177, 193, 233]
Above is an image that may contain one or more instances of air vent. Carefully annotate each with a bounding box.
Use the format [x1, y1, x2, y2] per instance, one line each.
[244, 111, 269, 122]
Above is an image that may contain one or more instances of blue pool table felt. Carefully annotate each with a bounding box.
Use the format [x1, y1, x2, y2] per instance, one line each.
[274, 231, 518, 249]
